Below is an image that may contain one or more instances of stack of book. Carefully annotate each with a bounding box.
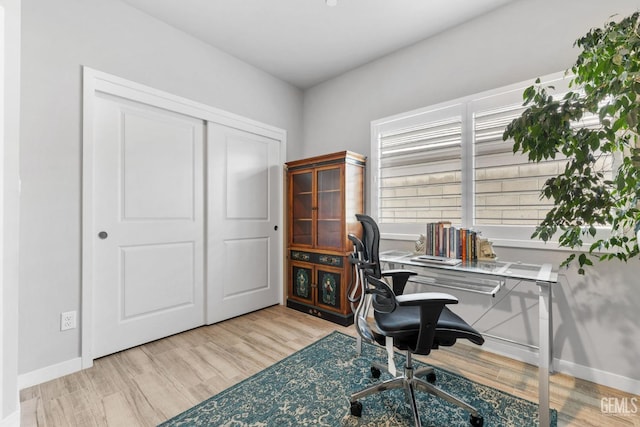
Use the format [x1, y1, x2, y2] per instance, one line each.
[424, 221, 478, 261]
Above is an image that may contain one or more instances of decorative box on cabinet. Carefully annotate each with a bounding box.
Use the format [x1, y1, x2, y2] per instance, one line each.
[285, 151, 366, 326]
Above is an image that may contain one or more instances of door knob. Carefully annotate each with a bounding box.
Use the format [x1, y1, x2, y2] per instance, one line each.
[98, 231, 108, 239]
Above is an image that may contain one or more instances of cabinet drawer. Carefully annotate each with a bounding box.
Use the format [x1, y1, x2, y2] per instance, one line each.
[290, 250, 312, 262]
[290, 250, 343, 267]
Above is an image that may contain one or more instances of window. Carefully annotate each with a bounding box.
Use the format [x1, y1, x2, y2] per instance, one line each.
[371, 72, 613, 245]
[379, 106, 463, 225]
[471, 91, 564, 227]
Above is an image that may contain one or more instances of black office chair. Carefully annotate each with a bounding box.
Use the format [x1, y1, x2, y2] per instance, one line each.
[348, 215, 485, 427]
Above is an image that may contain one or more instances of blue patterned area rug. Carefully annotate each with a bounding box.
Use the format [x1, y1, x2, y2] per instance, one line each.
[160, 331, 557, 426]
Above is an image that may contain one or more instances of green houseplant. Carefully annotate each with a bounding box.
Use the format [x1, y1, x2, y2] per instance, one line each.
[503, 12, 640, 274]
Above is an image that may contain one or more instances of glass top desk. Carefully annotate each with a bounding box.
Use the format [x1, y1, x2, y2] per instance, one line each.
[380, 251, 557, 427]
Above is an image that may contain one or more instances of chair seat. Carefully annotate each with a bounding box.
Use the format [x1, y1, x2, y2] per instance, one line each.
[375, 305, 484, 351]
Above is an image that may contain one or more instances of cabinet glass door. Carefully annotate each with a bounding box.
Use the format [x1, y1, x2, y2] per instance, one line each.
[316, 166, 342, 249]
[291, 171, 313, 246]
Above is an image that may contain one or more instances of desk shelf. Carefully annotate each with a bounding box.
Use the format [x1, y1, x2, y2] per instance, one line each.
[408, 274, 504, 297]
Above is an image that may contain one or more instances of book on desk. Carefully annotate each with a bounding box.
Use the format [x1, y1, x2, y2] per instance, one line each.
[424, 222, 497, 262]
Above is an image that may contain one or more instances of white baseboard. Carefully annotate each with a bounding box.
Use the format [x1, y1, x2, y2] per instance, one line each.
[0, 408, 20, 427]
[471, 337, 640, 395]
[480, 336, 540, 367]
[556, 359, 640, 395]
[18, 357, 82, 390]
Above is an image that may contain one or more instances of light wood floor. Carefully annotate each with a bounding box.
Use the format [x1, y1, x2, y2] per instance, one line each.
[20, 305, 639, 427]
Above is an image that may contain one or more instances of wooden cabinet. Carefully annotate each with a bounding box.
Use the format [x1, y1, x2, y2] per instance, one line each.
[285, 151, 365, 325]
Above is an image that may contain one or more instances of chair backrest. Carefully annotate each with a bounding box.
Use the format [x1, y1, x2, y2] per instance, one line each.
[355, 214, 382, 279]
[348, 234, 393, 346]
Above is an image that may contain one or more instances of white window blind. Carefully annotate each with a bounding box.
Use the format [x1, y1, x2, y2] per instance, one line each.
[473, 91, 613, 226]
[379, 114, 462, 224]
[473, 101, 565, 226]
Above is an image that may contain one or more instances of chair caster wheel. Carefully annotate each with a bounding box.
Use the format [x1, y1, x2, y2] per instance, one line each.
[350, 401, 363, 417]
[470, 414, 483, 426]
[426, 372, 436, 383]
[370, 366, 381, 378]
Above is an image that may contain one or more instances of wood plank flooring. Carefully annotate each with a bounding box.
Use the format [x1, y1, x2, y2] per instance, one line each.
[20, 305, 639, 426]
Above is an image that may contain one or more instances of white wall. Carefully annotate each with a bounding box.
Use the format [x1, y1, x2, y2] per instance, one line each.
[1, 0, 20, 424]
[302, 0, 640, 393]
[18, 0, 303, 376]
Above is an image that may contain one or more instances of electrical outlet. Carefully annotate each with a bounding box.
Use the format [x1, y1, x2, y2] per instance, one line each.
[60, 311, 76, 331]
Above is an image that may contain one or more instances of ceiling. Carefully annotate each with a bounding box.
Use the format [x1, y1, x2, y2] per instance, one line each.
[120, 0, 516, 89]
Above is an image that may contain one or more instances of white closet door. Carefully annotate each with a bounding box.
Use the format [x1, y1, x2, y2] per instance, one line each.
[92, 93, 204, 358]
[207, 123, 282, 324]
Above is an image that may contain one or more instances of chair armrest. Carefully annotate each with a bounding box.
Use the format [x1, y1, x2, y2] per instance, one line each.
[381, 269, 417, 277]
[381, 269, 417, 295]
[396, 292, 459, 355]
[396, 292, 458, 306]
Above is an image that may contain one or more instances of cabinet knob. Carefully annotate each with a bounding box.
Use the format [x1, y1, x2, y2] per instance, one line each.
[98, 231, 108, 240]
[274, 225, 278, 231]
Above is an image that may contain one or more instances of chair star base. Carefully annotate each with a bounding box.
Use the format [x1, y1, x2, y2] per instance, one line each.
[349, 351, 484, 427]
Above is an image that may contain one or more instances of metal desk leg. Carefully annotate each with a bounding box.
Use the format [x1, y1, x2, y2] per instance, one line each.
[538, 281, 552, 427]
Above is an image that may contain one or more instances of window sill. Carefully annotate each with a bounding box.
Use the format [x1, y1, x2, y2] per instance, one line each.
[381, 232, 584, 253]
